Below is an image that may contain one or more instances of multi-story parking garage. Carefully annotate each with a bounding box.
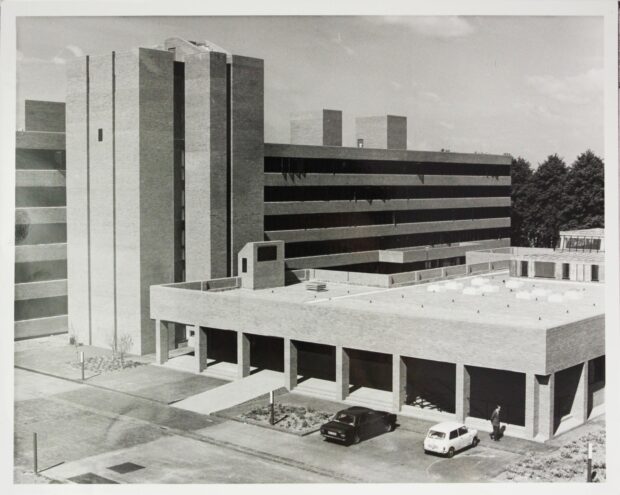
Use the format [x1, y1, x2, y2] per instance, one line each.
[151, 240, 605, 442]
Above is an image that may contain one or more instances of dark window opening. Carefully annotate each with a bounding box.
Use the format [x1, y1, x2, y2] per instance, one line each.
[591, 265, 599, 282]
[264, 156, 510, 177]
[241, 258, 247, 273]
[283, 227, 510, 259]
[257, 245, 278, 262]
[562, 263, 570, 280]
[265, 207, 510, 231]
[98, 128, 103, 142]
[264, 185, 511, 202]
[520, 261, 529, 277]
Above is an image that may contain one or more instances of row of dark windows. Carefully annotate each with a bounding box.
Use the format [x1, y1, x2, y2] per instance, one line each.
[283, 227, 511, 259]
[265, 157, 510, 177]
[327, 256, 466, 275]
[265, 185, 510, 202]
[265, 207, 510, 231]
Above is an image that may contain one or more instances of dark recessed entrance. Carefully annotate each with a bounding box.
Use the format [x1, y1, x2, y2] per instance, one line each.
[296, 341, 335, 381]
[468, 366, 525, 426]
[348, 348, 392, 392]
[404, 357, 455, 413]
[206, 328, 237, 364]
[249, 334, 284, 372]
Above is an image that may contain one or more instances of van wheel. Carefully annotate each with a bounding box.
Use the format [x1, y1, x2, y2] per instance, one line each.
[385, 421, 395, 433]
[447, 447, 455, 458]
[472, 436, 479, 447]
[352, 433, 361, 445]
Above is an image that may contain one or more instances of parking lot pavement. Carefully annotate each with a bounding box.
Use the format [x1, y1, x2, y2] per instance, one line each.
[196, 419, 520, 482]
[44, 435, 338, 484]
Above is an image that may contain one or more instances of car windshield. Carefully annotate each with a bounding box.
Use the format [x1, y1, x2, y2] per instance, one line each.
[427, 430, 445, 439]
[335, 413, 356, 425]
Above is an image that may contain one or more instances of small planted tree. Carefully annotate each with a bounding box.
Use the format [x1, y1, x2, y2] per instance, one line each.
[118, 334, 134, 367]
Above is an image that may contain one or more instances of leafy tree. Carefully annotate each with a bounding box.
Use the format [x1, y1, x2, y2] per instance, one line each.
[528, 154, 568, 247]
[510, 157, 534, 247]
[562, 150, 604, 231]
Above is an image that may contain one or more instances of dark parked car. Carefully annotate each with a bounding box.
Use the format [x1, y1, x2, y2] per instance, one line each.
[320, 406, 397, 445]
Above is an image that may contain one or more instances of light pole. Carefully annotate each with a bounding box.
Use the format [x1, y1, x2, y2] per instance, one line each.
[269, 390, 275, 425]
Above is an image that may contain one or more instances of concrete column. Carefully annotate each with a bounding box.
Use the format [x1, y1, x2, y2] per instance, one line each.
[336, 346, 350, 401]
[284, 339, 298, 390]
[536, 373, 555, 441]
[237, 332, 250, 379]
[194, 325, 207, 373]
[155, 320, 169, 365]
[573, 362, 589, 424]
[455, 364, 470, 422]
[527, 260, 535, 278]
[525, 373, 538, 439]
[392, 355, 406, 412]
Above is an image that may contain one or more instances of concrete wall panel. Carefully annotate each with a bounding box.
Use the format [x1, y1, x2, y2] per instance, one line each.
[66, 56, 91, 344]
[138, 48, 176, 354]
[185, 51, 228, 280]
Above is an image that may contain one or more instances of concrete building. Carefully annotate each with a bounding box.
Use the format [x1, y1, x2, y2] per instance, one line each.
[151, 245, 604, 442]
[466, 228, 605, 283]
[15, 100, 68, 340]
[64, 37, 511, 354]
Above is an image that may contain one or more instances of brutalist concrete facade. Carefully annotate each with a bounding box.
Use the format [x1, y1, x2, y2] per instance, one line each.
[63, 37, 516, 354]
[66, 48, 176, 354]
[15, 101, 68, 340]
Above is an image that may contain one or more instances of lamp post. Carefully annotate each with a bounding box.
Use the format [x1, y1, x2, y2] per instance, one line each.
[80, 351, 85, 381]
[269, 390, 275, 425]
[586, 442, 593, 482]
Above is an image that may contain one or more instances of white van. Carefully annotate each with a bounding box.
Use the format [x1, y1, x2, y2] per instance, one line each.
[423, 421, 479, 458]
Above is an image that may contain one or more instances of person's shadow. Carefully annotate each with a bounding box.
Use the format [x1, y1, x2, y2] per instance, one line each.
[489, 425, 507, 441]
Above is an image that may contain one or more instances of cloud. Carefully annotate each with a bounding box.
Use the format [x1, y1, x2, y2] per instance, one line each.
[419, 91, 442, 102]
[51, 44, 85, 65]
[18, 44, 84, 66]
[332, 33, 356, 56]
[525, 68, 603, 105]
[439, 121, 455, 130]
[375, 16, 475, 39]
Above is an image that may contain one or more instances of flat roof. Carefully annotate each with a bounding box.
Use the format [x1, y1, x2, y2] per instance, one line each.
[560, 228, 604, 237]
[264, 142, 512, 165]
[516, 251, 604, 263]
[211, 271, 604, 330]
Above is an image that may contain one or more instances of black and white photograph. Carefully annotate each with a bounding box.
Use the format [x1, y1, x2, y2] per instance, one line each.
[1, 0, 618, 491]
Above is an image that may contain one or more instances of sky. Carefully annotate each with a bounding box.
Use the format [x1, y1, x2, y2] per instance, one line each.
[16, 15, 604, 166]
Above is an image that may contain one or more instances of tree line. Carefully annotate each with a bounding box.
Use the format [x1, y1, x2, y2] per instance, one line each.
[511, 150, 604, 248]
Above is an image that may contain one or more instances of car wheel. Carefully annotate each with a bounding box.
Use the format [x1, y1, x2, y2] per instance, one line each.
[352, 433, 361, 445]
[472, 436, 479, 447]
[447, 447, 455, 458]
[424, 449, 429, 455]
[385, 421, 395, 433]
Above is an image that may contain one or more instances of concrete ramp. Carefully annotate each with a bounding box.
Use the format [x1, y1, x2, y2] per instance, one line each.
[172, 369, 284, 414]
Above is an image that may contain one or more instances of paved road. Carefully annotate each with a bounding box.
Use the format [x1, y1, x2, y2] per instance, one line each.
[15, 367, 519, 483]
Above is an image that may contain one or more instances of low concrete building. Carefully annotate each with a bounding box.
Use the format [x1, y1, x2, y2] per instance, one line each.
[151, 258, 604, 442]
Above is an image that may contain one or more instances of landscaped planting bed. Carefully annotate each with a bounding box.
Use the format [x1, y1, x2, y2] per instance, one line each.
[69, 355, 144, 374]
[500, 426, 606, 482]
[240, 404, 333, 435]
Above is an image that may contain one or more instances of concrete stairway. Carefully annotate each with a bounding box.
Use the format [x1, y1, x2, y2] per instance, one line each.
[172, 369, 284, 415]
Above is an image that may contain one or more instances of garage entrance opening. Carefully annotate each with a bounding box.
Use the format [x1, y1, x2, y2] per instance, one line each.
[249, 334, 284, 372]
[588, 356, 605, 417]
[404, 358, 455, 413]
[348, 349, 392, 392]
[206, 328, 237, 364]
[468, 366, 525, 426]
[554, 363, 584, 431]
[297, 341, 335, 381]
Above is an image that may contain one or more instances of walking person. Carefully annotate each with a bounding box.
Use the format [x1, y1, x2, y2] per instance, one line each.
[490, 405, 501, 441]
